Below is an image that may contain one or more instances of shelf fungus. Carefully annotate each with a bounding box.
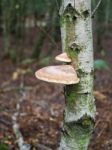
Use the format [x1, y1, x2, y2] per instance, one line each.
[55, 52, 71, 63]
[35, 65, 79, 85]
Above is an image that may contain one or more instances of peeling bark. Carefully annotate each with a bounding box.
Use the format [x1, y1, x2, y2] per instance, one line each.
[59, 0, 96, 149]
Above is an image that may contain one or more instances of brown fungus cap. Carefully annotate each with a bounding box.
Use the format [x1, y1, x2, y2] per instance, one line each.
[55, 52, 71, 62]
[35, 65, 79, 85]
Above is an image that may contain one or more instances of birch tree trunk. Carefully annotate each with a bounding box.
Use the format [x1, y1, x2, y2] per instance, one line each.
[59, 0, 96, 149]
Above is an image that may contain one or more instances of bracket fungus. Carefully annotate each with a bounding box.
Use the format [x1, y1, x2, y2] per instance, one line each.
[35, 65, 79, 85]
[55, 52, 71, 63]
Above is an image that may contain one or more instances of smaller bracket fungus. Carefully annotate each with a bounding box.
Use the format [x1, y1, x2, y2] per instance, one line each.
[35, 65, 79, 85]
[55, 52, 71, 63]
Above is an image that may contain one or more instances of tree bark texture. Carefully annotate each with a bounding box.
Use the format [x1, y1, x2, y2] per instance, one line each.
[59, 0, 96, 149]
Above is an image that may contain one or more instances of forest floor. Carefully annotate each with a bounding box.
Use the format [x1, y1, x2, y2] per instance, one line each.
[0, 36, 112, 150]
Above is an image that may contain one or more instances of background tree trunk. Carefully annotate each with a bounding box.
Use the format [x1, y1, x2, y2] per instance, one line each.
[59, 0, 96, 149]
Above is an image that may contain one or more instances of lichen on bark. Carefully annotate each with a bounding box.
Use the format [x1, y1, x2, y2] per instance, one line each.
[59, 0, 96, 149]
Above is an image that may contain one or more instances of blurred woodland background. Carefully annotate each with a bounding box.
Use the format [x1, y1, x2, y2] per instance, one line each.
[0, 0, 111, 63]
[0, 0, 112, 150]
[0, 0, 61, 62]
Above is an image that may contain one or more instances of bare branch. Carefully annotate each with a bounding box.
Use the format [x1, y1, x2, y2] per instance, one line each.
[91, 0, 102, 18]
[12, 75, 31, 150]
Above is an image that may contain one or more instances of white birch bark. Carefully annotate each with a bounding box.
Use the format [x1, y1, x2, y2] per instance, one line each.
[59, 0, 96, 149]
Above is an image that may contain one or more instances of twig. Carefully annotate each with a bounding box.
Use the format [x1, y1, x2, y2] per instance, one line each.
[37, 25, 58, 50]
[12, 75, 31, 150]
[91, 0, 102, 18]
[0, 118, 12, 127]
[0, 86, 32, 93]
[36, 144, 52, 150]
[55, 0, 60, 10]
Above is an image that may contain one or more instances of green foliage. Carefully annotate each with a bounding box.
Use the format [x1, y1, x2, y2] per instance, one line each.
[26, 0, 48, 16]
[0, 143, 8, 150]
[9, 50, 17, 62]
[94, 59, 109, 70]
[21, 58, 34, 65]
[39, 56, 52, 65]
